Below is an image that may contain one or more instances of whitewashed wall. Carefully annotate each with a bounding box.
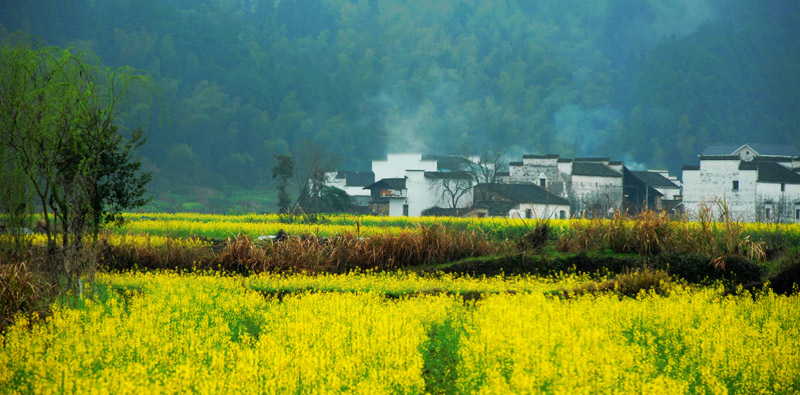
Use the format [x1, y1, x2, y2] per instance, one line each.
[508, 203, 570, 220]
[682, 159, 758, 221]
[755, 182, 800, 222]
[570, 175, 624, 215]
[405, 170, 474, 217]
[372, 153, 437, 180]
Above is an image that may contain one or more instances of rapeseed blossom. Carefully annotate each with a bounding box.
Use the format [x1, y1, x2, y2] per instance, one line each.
[2, 271, 799, 393]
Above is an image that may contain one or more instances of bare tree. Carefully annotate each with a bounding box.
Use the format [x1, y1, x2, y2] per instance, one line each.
[288, 139, 342, 213]
[466, 146, 507, 185]
[433, 172, 473, 209]
[461, 145, 507, 205]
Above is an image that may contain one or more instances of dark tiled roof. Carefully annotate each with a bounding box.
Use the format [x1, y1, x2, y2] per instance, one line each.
[682, 165, 700, 171]
[701, 144, 741, 156]
[571, 162, 622, 178]
[574, 157, 610, 162]
[363, 178, 406, 190]
[476, 183, 570, 206]
[699, 155, 741, 161]
[496, 171, 510, 176]
[755, 162, 800, 184]
[345, 171, 375, 187]
[522, 154, 560, 159]
[557, 159, 573, 163]
[609, 161, 623, 165]
[630, 171, 679, 189]
[739, 162, 758, 171]
[509, 161, 523, 166]
[424, 171, 473, 180]
[746, 143, 800, 157]
[701, 143, 800, 157]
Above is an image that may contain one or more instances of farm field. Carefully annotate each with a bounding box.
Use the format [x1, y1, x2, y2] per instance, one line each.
[1, 271, 799, 394]
[3, 212, 800, 394]
[113, 212, 800, 240]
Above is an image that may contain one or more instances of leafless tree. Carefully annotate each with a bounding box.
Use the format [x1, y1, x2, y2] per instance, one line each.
[289, 139, 341, 213]
[461, 145, 507, 205]
[434, 172, 474, 209]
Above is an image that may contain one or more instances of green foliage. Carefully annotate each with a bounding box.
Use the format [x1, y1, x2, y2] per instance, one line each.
[0, 39, 152, 291]
[271, 154, 294, 214]
[1, 1, 798, 206]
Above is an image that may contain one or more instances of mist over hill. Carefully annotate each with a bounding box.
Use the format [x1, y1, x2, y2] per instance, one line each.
[2, 0, 798, 210]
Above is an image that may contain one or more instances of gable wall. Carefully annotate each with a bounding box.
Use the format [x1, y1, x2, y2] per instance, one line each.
[683, 159, 758, 221]
[570, 175, 623, 216]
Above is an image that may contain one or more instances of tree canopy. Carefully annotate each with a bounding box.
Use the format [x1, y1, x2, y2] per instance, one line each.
[2, 0, 798, 210]
[0, 39, 152, 290]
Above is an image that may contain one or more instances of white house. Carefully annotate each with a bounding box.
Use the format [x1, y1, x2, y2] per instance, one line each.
[359, 153, 481, 217]
[682, 146, 800, 222]
[701, 143, 800, 162]
[324, 171, 374, 206]
[509, 155, 623, 217]
[474, 183, 571, 219]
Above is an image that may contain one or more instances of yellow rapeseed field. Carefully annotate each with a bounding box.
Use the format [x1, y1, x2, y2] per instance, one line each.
[1, 271, 799, 394]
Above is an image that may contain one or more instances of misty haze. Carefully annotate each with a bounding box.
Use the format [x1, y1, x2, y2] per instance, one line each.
[2, 0, 798, 212]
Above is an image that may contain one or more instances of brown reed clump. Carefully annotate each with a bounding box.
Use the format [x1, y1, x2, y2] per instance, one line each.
[209, 224, 504, 274]
[557, 203, 765, 267]
[671, 199, 766, 270]
[555, 217, 605, 253]
[0, 261, 54, 331]
[98, 235, 215, 272]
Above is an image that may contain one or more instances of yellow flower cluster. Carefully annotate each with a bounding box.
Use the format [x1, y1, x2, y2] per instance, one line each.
[246, 270, 588, 295]
[1, 271, 799, 393]
[457, 288, 800, 394]
[10, 233, 211, 248]
[0, 271, 458, 394]
[114, 212, 573, 239]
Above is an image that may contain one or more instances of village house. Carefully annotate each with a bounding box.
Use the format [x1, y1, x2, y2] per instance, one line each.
[473, 183, 571, 219]
[508, 155, 624, 217]
[682, 144, 800, 223]
[323, 171, 375, 207]
[360, 153, 479, 217]
[622, 168, 682, 214]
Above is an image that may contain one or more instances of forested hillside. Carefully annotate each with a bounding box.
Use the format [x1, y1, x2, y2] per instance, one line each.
[2, 0, 798, 211]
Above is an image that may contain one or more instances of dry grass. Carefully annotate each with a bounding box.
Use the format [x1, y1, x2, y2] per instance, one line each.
[97, 236, 214, 272]
[89, 224, 506, 274]
[0, 261, 54, 331]
[215, 224, 504, 273]
[557, 204, 766, 267]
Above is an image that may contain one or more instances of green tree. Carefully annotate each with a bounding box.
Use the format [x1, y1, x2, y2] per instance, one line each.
[271, 154, 294, 214]
[0, 39, 152, 292]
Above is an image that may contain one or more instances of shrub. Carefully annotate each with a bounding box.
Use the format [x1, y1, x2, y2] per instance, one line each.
[556, 269, 673, 298]
[768, 252, 800, 295]
[518, 223, 550, 252]
[652, 253, 764, 284]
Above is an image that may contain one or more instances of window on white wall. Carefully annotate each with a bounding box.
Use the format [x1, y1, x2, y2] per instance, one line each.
[539, 178, 546, 188]
[766, 207, 771, 221]
[732, 181, 739, 190]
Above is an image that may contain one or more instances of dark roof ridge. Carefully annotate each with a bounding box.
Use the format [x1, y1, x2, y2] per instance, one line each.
[523, 154, 560, 159]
